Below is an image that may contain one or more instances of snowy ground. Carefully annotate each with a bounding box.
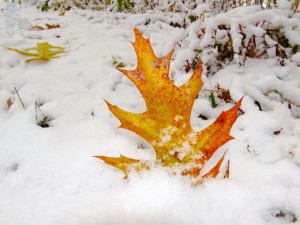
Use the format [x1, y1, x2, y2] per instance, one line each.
[0, 3, 300, 225]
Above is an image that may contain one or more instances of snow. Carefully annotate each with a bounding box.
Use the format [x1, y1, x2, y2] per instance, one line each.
[1, 2, 300, 225]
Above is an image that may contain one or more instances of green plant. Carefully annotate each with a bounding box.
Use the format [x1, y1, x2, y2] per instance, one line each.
[41, 0, 50, 11]
[117, 0, 135, 12]
[112, 55, 126, 68]
[209, 92, 218, 108]
[291, 0, 300, 13]
[188, 15, 198, 23]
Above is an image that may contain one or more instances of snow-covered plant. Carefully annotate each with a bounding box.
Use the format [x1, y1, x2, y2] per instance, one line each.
[29, 0, 285, 13]
[29, 0, 202, 13]
[96, 29, 243, 184]
[209, 0, 277, 14]
[14, 0, 300, 15]
[116, 0, 135, 12]
[112, 55, 126, 68]
[186, 6, 300, 75]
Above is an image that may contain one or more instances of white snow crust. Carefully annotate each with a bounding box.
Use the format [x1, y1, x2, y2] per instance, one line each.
[0, 2, 300, 225]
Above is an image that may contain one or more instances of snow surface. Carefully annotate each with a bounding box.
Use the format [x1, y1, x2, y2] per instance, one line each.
[0, 3, 300, 225]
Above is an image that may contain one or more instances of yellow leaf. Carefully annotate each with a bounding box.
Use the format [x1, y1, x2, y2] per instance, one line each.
[45, 24, 61, 29]
[30, 25, 44, 31]
[98, 28, 242, 183]
[2, 42, 66, 63]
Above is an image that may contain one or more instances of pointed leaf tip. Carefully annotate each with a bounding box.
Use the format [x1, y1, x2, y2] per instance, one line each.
[133, 28, 141, 36]
[202, 150, 227, 178]
[95, 155, 140, 179]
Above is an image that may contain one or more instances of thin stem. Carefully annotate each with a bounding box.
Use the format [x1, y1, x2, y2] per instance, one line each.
[35, 101, 38, 122]
[265, 89, 300, 107]
[14, 86, 26, 110]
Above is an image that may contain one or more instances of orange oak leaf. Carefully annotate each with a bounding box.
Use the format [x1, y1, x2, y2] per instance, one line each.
[97, 28, 242, 183]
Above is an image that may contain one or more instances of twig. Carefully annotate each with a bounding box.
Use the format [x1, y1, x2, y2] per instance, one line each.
[204, 89, 227, 93]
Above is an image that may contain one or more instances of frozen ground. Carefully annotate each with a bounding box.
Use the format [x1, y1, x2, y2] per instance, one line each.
[0, 3, 300, 225]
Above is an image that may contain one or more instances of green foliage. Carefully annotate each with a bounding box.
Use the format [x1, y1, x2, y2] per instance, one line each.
[215, 40, 234, 62]
[292, 0, 300, 13]
[267, 29, 291, 48]
[292, 45, 299, 54]
[209, 92, 218, 108]
[31, 0, 296, 14]
[117, 0, 135, 12]
[280, 37, 290, 48]
[41, 0, 50, 11]
[188, 15, 198, 23]
[38, 0, 71, 11]
[112, 55, 126, 68]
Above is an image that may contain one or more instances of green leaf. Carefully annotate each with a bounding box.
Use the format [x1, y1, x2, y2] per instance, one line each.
[209, 92, 218, 108]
